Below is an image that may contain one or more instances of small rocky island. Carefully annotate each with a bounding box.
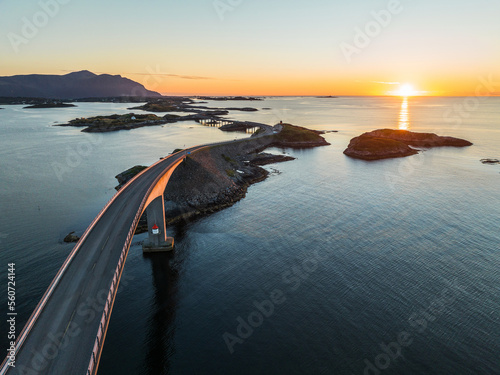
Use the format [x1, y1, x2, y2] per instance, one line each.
[24, 102, 76, 109]
[195, 96, 262, 101]
[480, 158, 500, 165]
[344, 129, 472, 160]
[57, 113, 168, 132]
[273, 124, 330, 148]
[128, 99, 258, 113]
[56, 96, 263, 132]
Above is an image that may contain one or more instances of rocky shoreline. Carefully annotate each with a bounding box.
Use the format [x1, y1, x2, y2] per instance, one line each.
[113, 124, 328, 233]
[128, 146, 294, 233]
[58, 109, 333, 239]
[163, 146, 298, 225]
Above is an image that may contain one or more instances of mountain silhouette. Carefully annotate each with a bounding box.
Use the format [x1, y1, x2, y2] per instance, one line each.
[0, 70, 161, 98]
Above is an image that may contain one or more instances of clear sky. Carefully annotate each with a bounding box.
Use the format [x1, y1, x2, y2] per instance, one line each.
[1, 0, 499, 96]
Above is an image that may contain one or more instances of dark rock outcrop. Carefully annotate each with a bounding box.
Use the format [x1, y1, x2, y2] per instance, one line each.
[226, 107, 258, 112]
[480, 159, 500, 165]
[115, 165, 148, 190]
[344, 129, 472, 161]
[63, 231, 80, 243]
[24, 103, 76, 109]
[250, 152, 296, 165]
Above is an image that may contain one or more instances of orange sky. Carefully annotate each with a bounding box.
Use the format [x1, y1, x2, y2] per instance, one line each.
[124, 72, 498, 97]
[1, 0, 499, 96]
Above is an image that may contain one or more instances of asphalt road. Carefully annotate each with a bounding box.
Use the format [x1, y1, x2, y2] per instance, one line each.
[2, 124, 275, 375]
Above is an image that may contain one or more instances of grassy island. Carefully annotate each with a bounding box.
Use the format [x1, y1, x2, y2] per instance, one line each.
[272, 124, 330, 148]
[61, 113, 165, 132]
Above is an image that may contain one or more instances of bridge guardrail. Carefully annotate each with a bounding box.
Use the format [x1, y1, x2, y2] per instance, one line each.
[86, 152, 186, 375]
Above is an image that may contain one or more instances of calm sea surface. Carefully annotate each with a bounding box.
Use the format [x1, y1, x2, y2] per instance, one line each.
[0, 97, 499, 374]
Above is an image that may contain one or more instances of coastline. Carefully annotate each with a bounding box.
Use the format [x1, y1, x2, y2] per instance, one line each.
[163, 142, 289, 227]
[111, 123, 328, 233]
[132, 134, 289, 232]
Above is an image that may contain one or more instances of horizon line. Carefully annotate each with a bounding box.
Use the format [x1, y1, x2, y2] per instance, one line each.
[160, 94, 500, 98]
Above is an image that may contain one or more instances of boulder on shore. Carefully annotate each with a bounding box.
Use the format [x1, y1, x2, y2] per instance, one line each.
[344, 129, 472, 161]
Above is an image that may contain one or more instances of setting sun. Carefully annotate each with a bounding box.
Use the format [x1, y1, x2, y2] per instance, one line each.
[393, 84, 418, 97]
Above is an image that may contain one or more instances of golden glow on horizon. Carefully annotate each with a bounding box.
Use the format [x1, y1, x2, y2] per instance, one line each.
[133, 74, 439, 97]
[137, 76, 423, 97]
[116, 72, 473, 97]
[392, 84, 418, 97]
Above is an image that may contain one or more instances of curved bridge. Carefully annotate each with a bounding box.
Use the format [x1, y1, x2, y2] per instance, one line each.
[1, 124, 276, 375]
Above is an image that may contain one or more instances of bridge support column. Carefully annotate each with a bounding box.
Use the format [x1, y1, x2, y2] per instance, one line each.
[142, 195, 174, 253]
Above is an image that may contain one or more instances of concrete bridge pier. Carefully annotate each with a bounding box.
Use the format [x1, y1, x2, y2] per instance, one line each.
[142, 195, 174, 252]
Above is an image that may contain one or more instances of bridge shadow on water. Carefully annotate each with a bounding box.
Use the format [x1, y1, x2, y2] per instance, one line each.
[141, 222, 195, 375]
[142, 248, 181, 375]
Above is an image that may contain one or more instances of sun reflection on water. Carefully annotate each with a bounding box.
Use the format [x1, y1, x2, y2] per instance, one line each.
[399, 97, 410, 130]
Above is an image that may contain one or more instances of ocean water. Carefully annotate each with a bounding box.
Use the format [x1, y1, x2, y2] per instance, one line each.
[0, 97, 499, 374]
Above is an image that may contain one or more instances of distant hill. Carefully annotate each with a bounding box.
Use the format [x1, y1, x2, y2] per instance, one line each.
[0, 70, 161, 99]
